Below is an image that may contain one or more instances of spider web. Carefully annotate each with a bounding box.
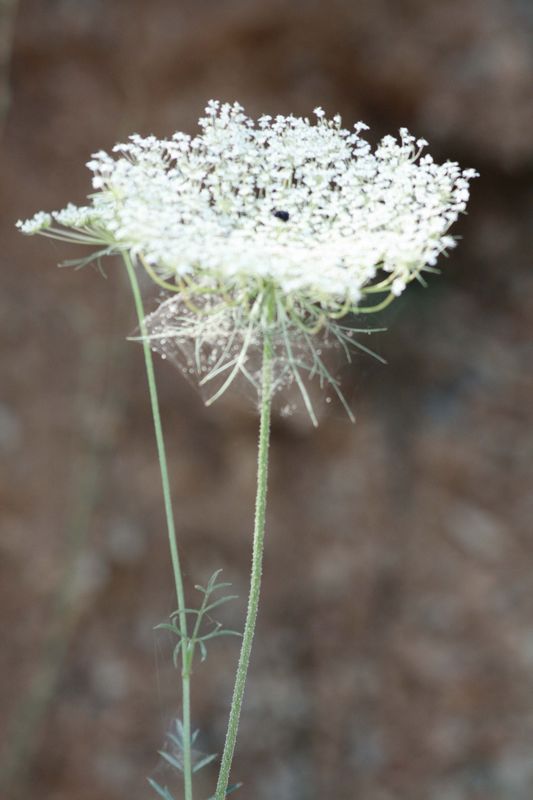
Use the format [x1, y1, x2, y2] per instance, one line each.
[140, 292, 384, 425]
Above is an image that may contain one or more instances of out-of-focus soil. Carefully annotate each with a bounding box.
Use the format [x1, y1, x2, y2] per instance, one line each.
[1, 1, 533, 799]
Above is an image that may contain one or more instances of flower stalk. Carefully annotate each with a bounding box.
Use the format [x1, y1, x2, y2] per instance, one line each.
[215, 326, 273, 800]
[122, 252, 194, 800]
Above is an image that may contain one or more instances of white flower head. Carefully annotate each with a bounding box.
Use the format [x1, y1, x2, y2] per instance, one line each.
[16, 211, 52, 234]
[18, 101, 477, 422]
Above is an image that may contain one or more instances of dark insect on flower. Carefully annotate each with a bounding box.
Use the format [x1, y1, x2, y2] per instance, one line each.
[273, 210, 290, 222]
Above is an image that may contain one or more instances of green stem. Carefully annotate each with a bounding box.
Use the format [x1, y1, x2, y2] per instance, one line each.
[215, 331, 273, 800]
[122, 254, 193, 800]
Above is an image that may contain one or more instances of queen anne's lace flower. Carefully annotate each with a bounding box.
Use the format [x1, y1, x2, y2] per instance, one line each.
[17, 101, 476, 422]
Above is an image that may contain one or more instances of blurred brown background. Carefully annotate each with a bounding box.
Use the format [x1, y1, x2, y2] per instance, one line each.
[1, 1, 533, 799]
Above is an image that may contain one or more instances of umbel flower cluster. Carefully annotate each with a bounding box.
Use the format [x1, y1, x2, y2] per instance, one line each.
[18, 101, 476, 421]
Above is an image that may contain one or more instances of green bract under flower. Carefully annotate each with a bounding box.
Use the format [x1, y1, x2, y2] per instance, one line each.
[17, 101, 476, 422]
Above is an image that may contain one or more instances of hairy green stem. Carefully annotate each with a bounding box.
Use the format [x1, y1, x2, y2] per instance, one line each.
[215, 332, 273, 800]
[122, 254, 193, 800]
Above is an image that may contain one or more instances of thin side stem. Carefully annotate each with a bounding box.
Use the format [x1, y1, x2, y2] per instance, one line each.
[215, 331, 273, 800]
[122, 254, 193, 800]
